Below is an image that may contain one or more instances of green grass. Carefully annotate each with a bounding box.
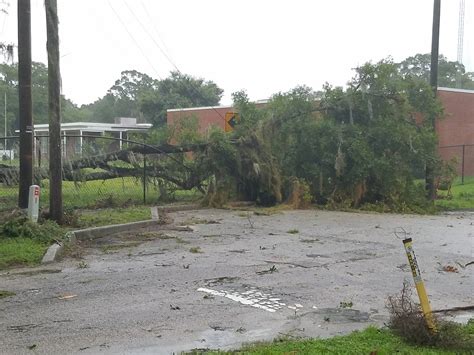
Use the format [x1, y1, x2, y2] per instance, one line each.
[0, 177, 202, 212]
[77, 206, 152, 227]
[0, 238, 49, 270]
[436, 177, 474, 211]
[215, 325, 473, 355]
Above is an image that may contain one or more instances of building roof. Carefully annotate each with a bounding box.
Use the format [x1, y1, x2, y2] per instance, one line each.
[166, 100, 269, 113]
[438, 87, 474, 94]
[33, 121, 152, 133]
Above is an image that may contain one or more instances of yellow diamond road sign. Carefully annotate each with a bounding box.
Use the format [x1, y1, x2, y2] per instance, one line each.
[225, 112, 239, 132]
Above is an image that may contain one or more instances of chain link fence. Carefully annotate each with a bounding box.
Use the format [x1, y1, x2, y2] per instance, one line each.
[438, 144, 474, 184]
[1, 134, 188, 213]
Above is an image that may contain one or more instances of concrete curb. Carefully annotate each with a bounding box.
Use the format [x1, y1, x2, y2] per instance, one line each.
[41, 204, 201, 264]
[41, 231, 76, 264]
[41, 220, 160, 264]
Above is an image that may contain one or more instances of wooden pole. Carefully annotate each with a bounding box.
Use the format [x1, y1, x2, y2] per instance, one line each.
[18, 0, 33, 209]
[426, 0, 441, 200]
[46, 0, 63, 223]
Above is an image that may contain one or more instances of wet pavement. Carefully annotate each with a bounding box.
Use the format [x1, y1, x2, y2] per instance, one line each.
[0, 209, 472, 354]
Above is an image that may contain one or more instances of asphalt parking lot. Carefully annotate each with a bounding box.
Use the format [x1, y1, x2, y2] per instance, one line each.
[1, 209, 472, 354]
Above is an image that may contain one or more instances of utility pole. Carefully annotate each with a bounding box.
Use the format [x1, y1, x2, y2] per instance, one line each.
[45, 0, 62, 223]
[426, 0, 441, 201]
[4, 92, 6, 137]
[18, 0, 33, 209]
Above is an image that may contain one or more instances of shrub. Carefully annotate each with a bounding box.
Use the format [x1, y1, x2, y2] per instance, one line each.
[387, 281, 474, 350]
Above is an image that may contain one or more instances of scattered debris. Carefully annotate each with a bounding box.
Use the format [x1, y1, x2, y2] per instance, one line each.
[7, 324, 41, 333]
[256, 265, 277, 275]
[189, 247, 202, 254]
[77, 261, 89, 269]
[172, 225, 197, 232]
[442, 265, 459, 273]
[339, 301, 354, 309]
[57, 294, 77, 300]
[183, 264, 190, 269]
[247, 213, 255, 229]
[209, 324, 230, 331]
[287, 229, 299, 234]
[170, 304, 180, 310]
[203, 294, 214, 300]
[204, 276, 239, 287]
[0, 290, 15, 299]
[228, 249, 247, 253]
[27, 344, 37, 350]
[236, 327, 246, 333]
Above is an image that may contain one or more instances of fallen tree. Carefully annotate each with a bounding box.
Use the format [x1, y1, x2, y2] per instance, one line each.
[0, 142, 210, 192]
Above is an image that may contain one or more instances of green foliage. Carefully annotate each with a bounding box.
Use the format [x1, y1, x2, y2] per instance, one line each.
[139, 71, 223, 127]
[1, 217, 64, 243]
[199, 58, 441, 211]
[398, 53, 474, 90]
[0, 61, 86, 133]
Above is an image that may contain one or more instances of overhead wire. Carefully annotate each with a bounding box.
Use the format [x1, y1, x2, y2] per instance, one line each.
[106, 0, 163, 80]
[121, 0, 227, 121]
[140, 0, 173, 64]
[123, 0, 178, 72]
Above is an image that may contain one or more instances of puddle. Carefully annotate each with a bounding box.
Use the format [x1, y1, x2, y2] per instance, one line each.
[438, 310, 474, 325]
[312, 308, 370, 323]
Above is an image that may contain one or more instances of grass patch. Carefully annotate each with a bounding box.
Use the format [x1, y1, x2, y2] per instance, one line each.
[0, 177, 202, 213]
[77, 206, 151, 228]
[436, 177, 474, 211]
[218, 325, 473, 354]
[0, 238, 49, 270]
[189, 246, 202, 253]
[0, 217, 66, 270]
[0, 290, 16, 299]
[287, 229, 299, 234]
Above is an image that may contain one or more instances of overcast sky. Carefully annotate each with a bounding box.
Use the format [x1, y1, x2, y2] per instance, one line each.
[1, 0, 473, 106]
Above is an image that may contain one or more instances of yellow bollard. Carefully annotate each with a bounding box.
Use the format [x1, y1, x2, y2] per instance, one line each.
[402, 237, 437, 332]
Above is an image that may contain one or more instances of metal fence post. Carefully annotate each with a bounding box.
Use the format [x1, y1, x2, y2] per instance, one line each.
[461, 145, 465, 185]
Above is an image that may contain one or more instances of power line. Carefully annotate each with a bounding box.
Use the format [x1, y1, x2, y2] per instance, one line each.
[106, 0, 163, 80]
[140, 0, 173, 63]
[121, 0, 226, 121]
[123, 0, 178, 72]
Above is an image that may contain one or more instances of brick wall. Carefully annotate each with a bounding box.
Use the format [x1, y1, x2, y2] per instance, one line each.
[436, 88, 474, 176]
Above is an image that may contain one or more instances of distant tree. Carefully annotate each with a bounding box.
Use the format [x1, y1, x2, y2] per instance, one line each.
[139, 71, 223, 127]
[398, 53, 474, 90]
[0, 61, 85, 135]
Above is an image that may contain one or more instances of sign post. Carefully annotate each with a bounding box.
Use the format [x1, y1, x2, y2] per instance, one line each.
[402, 237, 437, 332]
[28, 184, 40, 223]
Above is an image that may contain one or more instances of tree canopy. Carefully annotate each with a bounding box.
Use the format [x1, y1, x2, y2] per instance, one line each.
[0, 61, 86, 135]
[398, 53, 474, 90]
[81, 70, 223, 127]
